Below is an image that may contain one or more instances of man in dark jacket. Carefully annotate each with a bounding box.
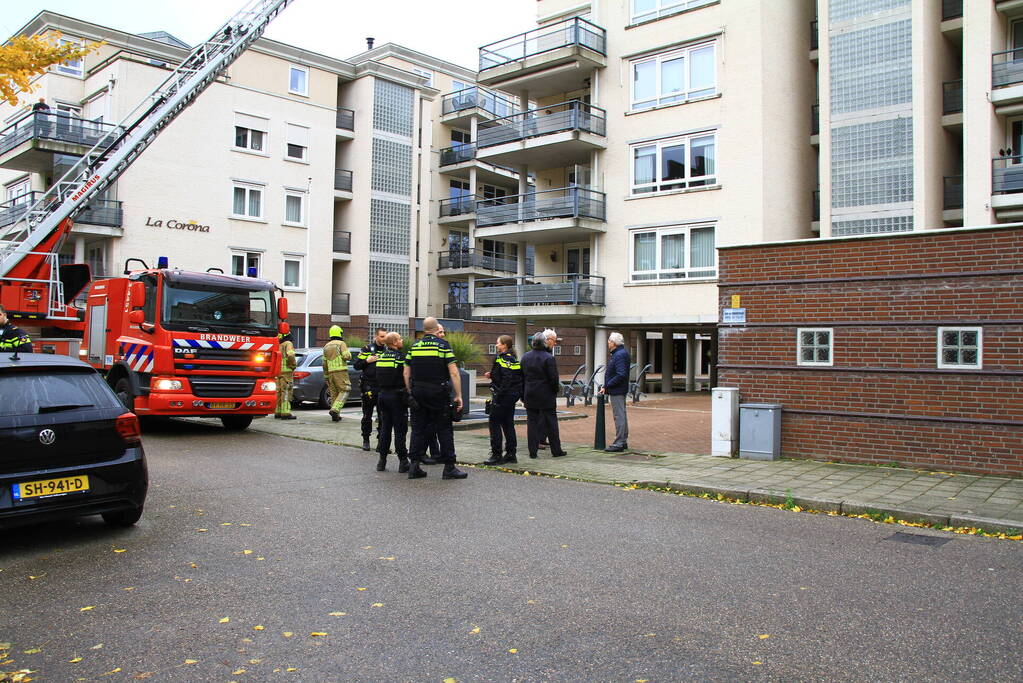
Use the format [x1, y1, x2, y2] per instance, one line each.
[599, 331, 630, 452]
[520, 329, 567, 459]
[0, 305, 33, 353]
[354, 327, 388, 451]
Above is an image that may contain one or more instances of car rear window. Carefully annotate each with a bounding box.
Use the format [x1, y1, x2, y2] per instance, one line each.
[0, 368, 123, 416]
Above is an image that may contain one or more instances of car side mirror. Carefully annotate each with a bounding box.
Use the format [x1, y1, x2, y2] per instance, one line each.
[278, 296, 288, 320]
[128, 281, 145, 309]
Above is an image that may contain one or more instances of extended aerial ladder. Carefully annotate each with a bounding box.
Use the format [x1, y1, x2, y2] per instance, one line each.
[0, 0, 296, 326]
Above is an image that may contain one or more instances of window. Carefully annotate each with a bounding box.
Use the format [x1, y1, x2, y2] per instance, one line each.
[231, 251, 261, 277]
[411, 68, 434, 87]
[631, 0, 716, 24]
[231, 183, 264, 219]
[631, 43, 716, 110]
[553, 345, 563, 356]
[5, 177, 31, 204]
[283, 190, 306, 226]
[289, 65, 309, 96]
[629, 224, 716, 281]
[234, 113, 268, 153]
[285, 123, 309, 161]
[55, 37, 84, 77]
[282, 255, 304, 290]
[938, 328, 982, 369]
[574, 345, 582, 355]
[632, 133, 716, 194]
[488, 344, 497, 355]
[797, 328, 833, 367]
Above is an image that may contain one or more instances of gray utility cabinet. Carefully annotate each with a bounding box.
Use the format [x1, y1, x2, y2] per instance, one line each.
[739, 403, 782, 460]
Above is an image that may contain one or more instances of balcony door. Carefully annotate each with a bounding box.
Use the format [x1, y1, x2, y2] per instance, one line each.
[566, 245, 591, 277]
[1009, 119, 1023, 165]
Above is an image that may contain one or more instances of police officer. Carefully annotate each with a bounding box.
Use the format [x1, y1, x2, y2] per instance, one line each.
[275, 323, 297, 420]
[0, 305, 32, 353]
[374, 331, 410, 473]
[354, 327, 388, 451]
[402, 317, 467, 480]
[483, 334, 523, 465]
[322, 325, 352, 421]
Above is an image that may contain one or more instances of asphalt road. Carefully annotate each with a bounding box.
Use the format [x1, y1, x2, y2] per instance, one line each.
[2, 419, 1021, 682]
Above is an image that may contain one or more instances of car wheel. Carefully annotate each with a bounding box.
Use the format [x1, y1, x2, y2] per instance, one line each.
[319, 385, 330, 409]
[102, 506, 143, 527]
[221, 415, 253, 431]
[114, 377, 135, 412]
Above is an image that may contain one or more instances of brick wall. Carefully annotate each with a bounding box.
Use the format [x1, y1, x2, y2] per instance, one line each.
[717, 225, 1023, 476]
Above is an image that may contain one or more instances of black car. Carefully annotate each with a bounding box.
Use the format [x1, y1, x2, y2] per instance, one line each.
[0, 352, 148, 529]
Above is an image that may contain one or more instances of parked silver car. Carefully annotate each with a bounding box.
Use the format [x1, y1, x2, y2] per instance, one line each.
[290, 348, 363, 408]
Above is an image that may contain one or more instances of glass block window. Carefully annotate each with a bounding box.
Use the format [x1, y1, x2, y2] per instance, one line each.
[937, 328, 982, 369]
[371, 137, 413, 196]
[370, 198, 411, 255]
[830, 19, 912, 114]
[829, 0, 908, 23]
[831, 118, 913, 208]
[368, 261, 409, 317]
[797, 328, 833, 367]
[370, 320, 409, 337]
[831, 215, 913, 236]
[373, 79, 414, 137]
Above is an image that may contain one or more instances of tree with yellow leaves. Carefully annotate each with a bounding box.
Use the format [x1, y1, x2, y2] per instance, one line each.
[0, 33, 100, 107]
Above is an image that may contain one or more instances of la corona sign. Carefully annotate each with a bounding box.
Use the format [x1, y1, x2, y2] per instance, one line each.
[146, 216, 211, 233]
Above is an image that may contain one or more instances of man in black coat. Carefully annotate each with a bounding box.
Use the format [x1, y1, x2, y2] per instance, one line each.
[520, 329, 567, 459]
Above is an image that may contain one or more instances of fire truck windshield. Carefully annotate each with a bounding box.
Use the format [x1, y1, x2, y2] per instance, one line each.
[162, 283, 276, 334]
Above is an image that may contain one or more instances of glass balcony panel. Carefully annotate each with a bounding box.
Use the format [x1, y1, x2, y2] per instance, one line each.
[477, 101, 606, 149]
[479, 17, 606, 71]
[474, 273, 605, 308]
[475, 187, 606, 228]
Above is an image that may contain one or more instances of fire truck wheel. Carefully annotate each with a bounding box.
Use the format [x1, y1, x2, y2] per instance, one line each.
[114, 377, 135, 412]
[221, 415, 253, 431]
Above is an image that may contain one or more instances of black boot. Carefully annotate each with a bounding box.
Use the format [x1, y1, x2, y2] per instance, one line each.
[502, 454, 518, 464]
[420, 457, 438, 465]
[483, 452, 503, 466]
[397, 455, 409, 473]
[362, 438, 371, 452]
[376, 454, 387, 471]
[442, 464, 468, 480]
[407, 462, 427, 479]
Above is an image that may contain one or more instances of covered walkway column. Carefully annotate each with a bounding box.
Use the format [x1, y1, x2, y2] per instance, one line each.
[594, 325, 608, 387]
[585, 326, 596, 380]
[685, 332, 697, 392]
[635, 330, 647, 392]
[661, 328, 673, 394]
[515, 319, 527, 360]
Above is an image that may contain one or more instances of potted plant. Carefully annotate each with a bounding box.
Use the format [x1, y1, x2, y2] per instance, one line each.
[443, 330, 484, 414]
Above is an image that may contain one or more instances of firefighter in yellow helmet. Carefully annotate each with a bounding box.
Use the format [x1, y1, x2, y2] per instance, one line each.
[275, 323, 297, 420]
[322, 325, 352, 421]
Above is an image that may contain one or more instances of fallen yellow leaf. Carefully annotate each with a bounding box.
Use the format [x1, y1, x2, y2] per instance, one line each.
[90, 644, 103, 650]
[256, 557, 265, 561]
[444, 678, 458, 683]
[253, 625, 264, 631]
[113, 549, 126, 553]
[183, 659, 198, 665]
[219, 617, 230, 623]
[233, 668, 246, 675]
[286, 668, 297, 672]
[221, 522, 233, 526]
[757, 634, 770, 640]
[197, 529, 208, 533]
[243, 550, 253, 555]
[69, 657, 83, 663]
[371, 603, 384, 608]
[23, 648, 41, 654]
[469, 627, 480, 634]
[249, 659, 262, 664]
[356, 587, 367, 591]
[362, 546, 373, 549]
[282, 632, 294, 638]
[508, 648, 518, 653]
[378, 556, 396, 561]
[752, 661, 763, 666]
[80, 606, 95, 611]
[104, 668, 122, 675]
[310, 632, 327, 637]
[328, 612, 346, 616]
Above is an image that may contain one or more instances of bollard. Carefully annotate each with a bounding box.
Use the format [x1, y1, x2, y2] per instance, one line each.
[594, 392, 606, 450]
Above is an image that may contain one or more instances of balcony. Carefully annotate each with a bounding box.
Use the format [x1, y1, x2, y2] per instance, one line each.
[811, 190, 820, 222]
[0, 192, 123, 232]
[810, 104, 819, 139]
[942, 0, 963, 20]
[943, 175, 963, 218]
[477, 17, 607, 99]
[991, 50, 1023, 109]
[438, 195, 477, 227]
[336, 107, 355, 140]
[331, 293, 351, 317]
[942, 80, 963, 115]
[0, 111, 124, 174]
[438, 143, 518, 184]
[476, 102, 607, 168]
[334, 169, 353, 199]
[332, 230, 352, 260]
[991, 157, 1023, 218]
[441, 87, 518, 127]
[475, 187, 606, 242]
[436, 249, 518, 277]
[473, 273, 605, 320]
[810, 19, 818, 53]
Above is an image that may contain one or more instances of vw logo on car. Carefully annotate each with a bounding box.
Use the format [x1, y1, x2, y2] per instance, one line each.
[38, 429, 56, 445]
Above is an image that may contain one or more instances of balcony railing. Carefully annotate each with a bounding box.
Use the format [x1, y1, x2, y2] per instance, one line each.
[479, 16, 606, 71]
[333, 230, 351, 253]
[440, 143, 476, 166]
[992, 49, 1023, 88]
[477, 101, 607, 148]
[441, 87, 518, 118]
[0, 110, 124, 157]
[439, 195, 478, 217]
[334, 169, 353, 192]
[942, 0, 963, 20]
[810, 20, 818, 50]
[811, 190, 820, 221]
[992, 156, 1023, 194]
[336, 107, 354, 131]
[0, 191, 123, 228]
[474, 273, 606, 308]
[437, 249, 518, 273]
[943, 80, 963, 114]
[943, 176, 963, 209]
[331, 293, 351, 316]
[476, 187, 606, 228]
[443, 302, 473, 319]
[811, 104, 819, 135]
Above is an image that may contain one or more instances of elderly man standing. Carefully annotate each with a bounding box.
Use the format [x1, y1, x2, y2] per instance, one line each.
[521, 329, 568, 459]
[599, 331, 630, 452]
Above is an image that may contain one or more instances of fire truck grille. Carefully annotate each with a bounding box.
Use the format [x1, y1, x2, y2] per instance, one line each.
[175, 347, 251, 361]
[189, 377, 256, 398]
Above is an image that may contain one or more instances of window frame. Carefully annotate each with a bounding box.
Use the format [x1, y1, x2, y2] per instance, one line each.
[796, 328, 834, 367]
[284, 122, 310, 162]
[282, 254, 305, 291]
[937, 327, 983, 369]
[231, 182, 265, 220]
[630, 0, 716, 24]
[230, 250, 262, 278]
[630, 41, 717, 112]
[630, 132, 717, 195]
[234, 126, 267, 154]
[628, 223, 717, 283]
[282, 189, 307, 227]
[411, 68, 434, 87]
[288, 65, 309, 96]
[487, 344, 497, 355]
[54, 36, 85, 77]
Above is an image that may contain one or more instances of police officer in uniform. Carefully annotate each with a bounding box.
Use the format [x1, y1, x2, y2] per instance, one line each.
[402, 317, 467, 480]
[483, 334, 522, 465]
[0, 305, 32, 353]
[322, 325, 352, 421]
[374, 331, 410, 473]
[354, 327, 388, 451]
[275, 323, 297, 420]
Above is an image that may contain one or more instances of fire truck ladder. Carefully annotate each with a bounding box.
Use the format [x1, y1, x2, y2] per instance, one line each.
[0, 0, 296, 317]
